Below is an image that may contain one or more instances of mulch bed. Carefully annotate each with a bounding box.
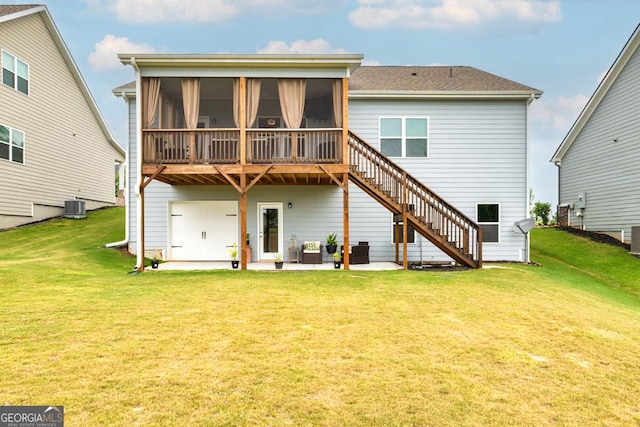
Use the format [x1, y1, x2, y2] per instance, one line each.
[558, 226, 631, 251]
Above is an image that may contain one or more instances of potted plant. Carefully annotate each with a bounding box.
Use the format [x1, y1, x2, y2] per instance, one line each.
[228, 243, 239, 269]
[325, 232, 338, 254]
[274, 253, 283, 270]
[246, 233, 251, 246]
[150, 248, 161, 269]
[332, 251, 342, 269]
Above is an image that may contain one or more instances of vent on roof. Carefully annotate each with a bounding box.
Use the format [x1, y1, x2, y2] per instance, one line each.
[64, 200, 86, 219]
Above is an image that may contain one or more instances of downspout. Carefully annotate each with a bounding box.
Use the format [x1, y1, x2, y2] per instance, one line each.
[524, 93, 535, 263]
[130, 57, 145, 270]
[105, 90, 131, 249]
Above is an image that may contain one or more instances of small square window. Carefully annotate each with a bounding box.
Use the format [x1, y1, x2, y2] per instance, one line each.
[477, 203, 500, 243]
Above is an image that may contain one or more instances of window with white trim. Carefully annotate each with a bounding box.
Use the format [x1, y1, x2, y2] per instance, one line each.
[380, 117, 428, 157]
[0, 124, 25, 164]
[2, 50, 29, 95]
[477, 203, 500, 243]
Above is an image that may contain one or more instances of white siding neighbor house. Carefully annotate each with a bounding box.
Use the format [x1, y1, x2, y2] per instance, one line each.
[0, 5, 125, 229]
[115, 54, 541, 270]
[551, 23, 640, 243]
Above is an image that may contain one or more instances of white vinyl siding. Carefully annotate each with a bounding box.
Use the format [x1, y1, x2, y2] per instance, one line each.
[558, 42, 640, 240]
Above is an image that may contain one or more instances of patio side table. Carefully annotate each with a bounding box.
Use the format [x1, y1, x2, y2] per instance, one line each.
[288, 247, 299, 263]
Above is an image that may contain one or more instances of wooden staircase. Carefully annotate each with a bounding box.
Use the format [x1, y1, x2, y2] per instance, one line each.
[348, 131, 482, 269]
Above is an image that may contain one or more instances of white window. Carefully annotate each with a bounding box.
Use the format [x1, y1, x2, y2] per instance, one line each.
[391, 213, 416, 244]
[2, 50, 29, 95]
[0, 124, 25, 164]
[477, 203, 500, 243]
[380, 117, 428, 158]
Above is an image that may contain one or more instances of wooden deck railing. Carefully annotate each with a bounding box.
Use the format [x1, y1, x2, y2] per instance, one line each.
[142, 129, 342, 165]
[348, 131, 482, 268]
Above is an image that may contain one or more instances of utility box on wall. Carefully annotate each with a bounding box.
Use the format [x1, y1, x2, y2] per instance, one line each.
[575, 192, 586, 209]
[631, 226, 640, 254]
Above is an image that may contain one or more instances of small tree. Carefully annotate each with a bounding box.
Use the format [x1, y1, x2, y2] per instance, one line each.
[533, 201, 552, 225]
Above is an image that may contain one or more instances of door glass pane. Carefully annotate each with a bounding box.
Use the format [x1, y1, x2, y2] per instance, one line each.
[262, 208, 279, 253]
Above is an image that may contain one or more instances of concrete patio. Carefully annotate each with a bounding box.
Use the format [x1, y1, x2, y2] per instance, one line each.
[149, 261, 403, 272]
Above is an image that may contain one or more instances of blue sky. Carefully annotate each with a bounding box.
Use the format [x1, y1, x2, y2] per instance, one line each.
[15, 0, 640, 206]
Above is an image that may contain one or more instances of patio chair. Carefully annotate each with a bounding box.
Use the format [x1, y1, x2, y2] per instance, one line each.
[301, 241, 323, 264]
[342, 242, 370, 264]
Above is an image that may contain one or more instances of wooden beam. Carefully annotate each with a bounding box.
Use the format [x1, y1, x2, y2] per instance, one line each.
[245, 165, 272, 192]
[141, 165, 166, 190]
[318, 165, 346, 191]
[213, 166, 243, 193]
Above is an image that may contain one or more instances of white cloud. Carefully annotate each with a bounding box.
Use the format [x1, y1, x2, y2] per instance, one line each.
[89, 35, 155, 71]
[530, 94, 589, 132]
[349, 0, 562, 30]
[257, 39, 350, 54]
[89, 0, 345, 24]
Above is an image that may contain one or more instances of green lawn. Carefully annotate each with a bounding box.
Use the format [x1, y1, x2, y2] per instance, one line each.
[1, 208, 640, 426]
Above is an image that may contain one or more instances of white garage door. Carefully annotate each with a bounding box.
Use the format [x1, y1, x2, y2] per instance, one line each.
[170, 201, 238, 261]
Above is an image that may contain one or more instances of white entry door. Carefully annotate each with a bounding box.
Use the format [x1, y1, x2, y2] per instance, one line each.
[170, 201, 238, 261]
[257, 202, 283, 261]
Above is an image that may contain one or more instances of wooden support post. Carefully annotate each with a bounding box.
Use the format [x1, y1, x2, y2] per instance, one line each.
[402, 171, 408, 270]
[239, 77, 246, 166]
[342, 77, 348, 165]
[189, 131, 196, 164]
[241, 181, 248, 270]
[139, 186, 145, 271]
[342, 173, 350, 270]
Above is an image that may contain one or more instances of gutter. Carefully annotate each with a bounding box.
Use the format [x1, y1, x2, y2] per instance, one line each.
[105, 89, 132, 250]
[130, 57, 145, 270]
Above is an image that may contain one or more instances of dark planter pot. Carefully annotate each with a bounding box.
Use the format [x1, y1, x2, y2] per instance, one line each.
[275, 261, 284, 270]
[231, 260, 239, 269]
[151, 260, 159, 269]
[333, 261, 341, 269]
[326, 244, 337, 254]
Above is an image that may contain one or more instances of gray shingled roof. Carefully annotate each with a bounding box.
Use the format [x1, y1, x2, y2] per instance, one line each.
[349, 66, 540, 93]
[0, 4, 39, 17]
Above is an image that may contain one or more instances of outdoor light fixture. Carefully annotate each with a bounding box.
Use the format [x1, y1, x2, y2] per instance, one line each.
[288, 202, 293, 209]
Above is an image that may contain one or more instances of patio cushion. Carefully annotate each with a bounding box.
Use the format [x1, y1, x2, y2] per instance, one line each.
[303, 241, 321, 253]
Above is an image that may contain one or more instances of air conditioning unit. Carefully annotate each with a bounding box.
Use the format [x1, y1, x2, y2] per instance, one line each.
[64, 200, 86, 219]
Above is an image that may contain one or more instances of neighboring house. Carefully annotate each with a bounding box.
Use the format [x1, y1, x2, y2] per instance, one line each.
[0, 5, 125, 229]
[551, 23, 640, 243]
[115, 54, 541, 270]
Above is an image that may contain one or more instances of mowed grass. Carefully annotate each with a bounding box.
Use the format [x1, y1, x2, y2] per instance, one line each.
[1, 208, 640, 426]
